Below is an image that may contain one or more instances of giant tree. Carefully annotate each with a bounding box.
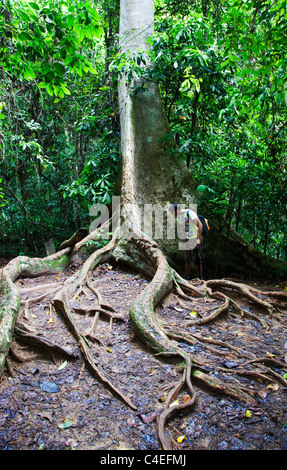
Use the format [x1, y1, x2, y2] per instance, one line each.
[1, 0, 287, 449]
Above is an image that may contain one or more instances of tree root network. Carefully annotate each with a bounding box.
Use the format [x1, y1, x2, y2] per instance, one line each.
[1, 230, 287, 450]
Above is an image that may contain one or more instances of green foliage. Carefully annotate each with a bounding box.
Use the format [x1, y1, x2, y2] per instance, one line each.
[0, 0, 103, 99]
[0, 178, 6, 212]
[0, 0, 119, 257]
[1, 0, 287, 264]
[149, 0, 287, 260]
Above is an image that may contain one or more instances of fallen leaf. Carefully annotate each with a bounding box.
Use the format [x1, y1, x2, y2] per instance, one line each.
[177, 435, 185, 443]
[189, 311, 198, 317]
[40, 382, 60, 393]
[169, 399, 179, 408]
[258, 390, 267, 400]
[267, 383, 279, 391]
[183, 394, 191, 403]
[38, 412, 53, 423]
[140, 412, 157, 424]
[245, 409, 251, 418]
[58, 360, 68, 371]
[174, 307, 183, 312]
[106, 347, 112, 353]
[57, 417, 73, 430]
[127, 414, 136, 427]
[48, 317, 55, 323]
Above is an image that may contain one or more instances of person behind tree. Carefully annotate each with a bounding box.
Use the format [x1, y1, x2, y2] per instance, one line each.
[169, 203, 204, 280]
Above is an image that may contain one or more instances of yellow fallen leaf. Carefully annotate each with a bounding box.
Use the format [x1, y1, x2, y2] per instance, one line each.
[266, 351, 276, 357]
[48, 318, 55, 323]
[284, 287, 287, 292]
[159, 394, 166, 402]
[177, 435, 185, 443]
[245, 409, 251, 418]
[267, 383, 279, 391]
[106, 347, 112, 353]
[189, 311, 198, 317]
[169, 399, 179, 408]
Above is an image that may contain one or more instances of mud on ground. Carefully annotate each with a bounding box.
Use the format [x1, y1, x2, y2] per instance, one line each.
[0, 262, 287, 451]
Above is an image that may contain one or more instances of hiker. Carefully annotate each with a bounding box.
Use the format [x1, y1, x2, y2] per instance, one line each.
[169, 204, 209, 280]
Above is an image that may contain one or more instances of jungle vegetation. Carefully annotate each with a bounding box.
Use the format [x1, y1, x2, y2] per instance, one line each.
[0, 0, 286, 264]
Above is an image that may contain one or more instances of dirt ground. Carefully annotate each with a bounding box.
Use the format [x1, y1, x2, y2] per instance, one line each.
[0, 260, 287, 452]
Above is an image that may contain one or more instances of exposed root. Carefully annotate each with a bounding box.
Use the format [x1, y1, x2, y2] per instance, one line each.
[14, 322, 78, 360]
[53, 291, 137, 410]
[204, 279, 275, 315]
[157, 358, 196, 450]
[192, 369, 257, 406]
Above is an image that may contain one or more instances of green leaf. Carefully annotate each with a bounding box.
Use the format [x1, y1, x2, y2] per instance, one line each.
[46, 83, 54, 96]
[29, 2, 40, 10]
[62, 87, 71, 95]
[66, 14, 74, 28]
[78, 29, 85, 42]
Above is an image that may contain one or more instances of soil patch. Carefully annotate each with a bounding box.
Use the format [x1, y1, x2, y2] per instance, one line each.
[0, 263, 287, 450]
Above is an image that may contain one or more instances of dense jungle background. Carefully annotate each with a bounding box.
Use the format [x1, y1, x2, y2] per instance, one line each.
[1, 0, 287, 454]
[1, 0, 287, 267]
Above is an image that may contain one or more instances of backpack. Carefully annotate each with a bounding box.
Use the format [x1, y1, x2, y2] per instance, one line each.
[198, 215, 210, 235]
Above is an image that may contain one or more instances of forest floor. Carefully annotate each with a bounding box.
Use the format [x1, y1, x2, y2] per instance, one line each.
[0, 259, 287, 452]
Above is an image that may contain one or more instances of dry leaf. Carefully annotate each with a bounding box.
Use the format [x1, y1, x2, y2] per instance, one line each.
[258, 390, 267, 400]
[267, 383, 279, 391]
[177, 435, 185, 443]
[245, 409, 251, 418]
[183, 394, 191, 403]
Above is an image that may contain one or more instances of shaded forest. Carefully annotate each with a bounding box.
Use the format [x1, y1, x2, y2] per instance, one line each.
[1, 0, 287, 267]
